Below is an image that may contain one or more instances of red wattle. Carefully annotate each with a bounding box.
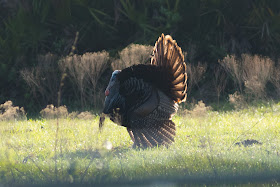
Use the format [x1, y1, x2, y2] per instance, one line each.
[105, 89, 109, 96]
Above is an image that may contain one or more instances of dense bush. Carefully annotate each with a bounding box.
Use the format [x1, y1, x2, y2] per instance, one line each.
[111, 44, 153, 70]
[0, 101, 26, 121]
[20, 53, 61, 106]
[0, 0, 280, 115]
[40, 104, 68, 119]
[219, 54, 275, 99]
[60, 51, 109, 109]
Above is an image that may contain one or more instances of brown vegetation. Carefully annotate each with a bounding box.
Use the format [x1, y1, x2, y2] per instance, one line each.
[186, 62, 207, 96]
[68, 111, 95, 120]
[270, 61, 280, 96]
[60, 51, 109, 108]
[219, 54, 274, 99]
[17, 47, 280, 115]
[77, 111, 95, 120]
[213, 65, 228, 104]
[184, 100, 212, 117]
[0, 101, 26, 121]
[40, 104, 68, 119]
[219, 55, 243, 93]
[228, 92, 246, 110]
[111, 44, 153, 70]
[20, 53, 61, 105]
[241, 54, 273, 98]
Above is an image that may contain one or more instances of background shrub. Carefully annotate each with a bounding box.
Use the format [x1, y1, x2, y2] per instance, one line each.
[271, 61, 280, 97]
[0, 101, 26, 121]
[219, 54, 274, 100]
[20, 53, 61, 107]
[60, 52, 109, 109]
[241, 54, 273, 98]
[40, 104, 68, 119]
[111, 44, 153, 70]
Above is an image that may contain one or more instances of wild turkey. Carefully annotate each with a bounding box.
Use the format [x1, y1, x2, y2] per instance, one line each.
[100, 34, 187, 148]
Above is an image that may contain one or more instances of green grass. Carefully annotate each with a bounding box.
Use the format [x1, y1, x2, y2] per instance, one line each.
[1, 103, 280, 186]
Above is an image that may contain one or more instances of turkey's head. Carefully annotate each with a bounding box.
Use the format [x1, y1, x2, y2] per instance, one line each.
[103, 70, 123, 114]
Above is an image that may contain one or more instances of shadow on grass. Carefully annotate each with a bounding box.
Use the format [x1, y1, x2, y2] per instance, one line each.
[48, 148, 280, 187]
[59, 146, 132, 160]
[17, 174, 280, 187]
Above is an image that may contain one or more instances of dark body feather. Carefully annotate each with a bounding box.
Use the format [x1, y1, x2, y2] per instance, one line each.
[102, 34, 187, 148]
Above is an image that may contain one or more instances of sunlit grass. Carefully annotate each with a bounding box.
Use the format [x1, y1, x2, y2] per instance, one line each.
[0, 102, 280, 186]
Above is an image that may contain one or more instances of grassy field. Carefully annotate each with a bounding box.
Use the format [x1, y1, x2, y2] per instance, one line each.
[0, 102, 280, 186]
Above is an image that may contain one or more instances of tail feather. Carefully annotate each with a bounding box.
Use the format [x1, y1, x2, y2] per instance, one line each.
[171, 57, 184, 74]
[127, 128, 135, 142]
[172, 73, 187, 85]
[150, 125, 169, 144]
[142, 128, 159, 145]
[132, 131, 141, 148]
[162, 123, 176, 135]
[128, 120, 176, 148]
[146, 126, 164, 145]
[157, 128, 173, 144]
[173, 91, 185, 100]
[136, 131, 150, 148]
[151, 34, 187, 103]
[174, 63, 186, 76]
[172, 82, 186, 91]
[141, 133, 154, 147]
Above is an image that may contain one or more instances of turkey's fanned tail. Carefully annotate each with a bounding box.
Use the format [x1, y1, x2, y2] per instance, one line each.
[151, 34, 187, 103]
[127, 120, 176, 148]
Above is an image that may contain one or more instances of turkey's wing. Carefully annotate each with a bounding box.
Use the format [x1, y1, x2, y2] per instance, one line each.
[120, 77, 159, 119]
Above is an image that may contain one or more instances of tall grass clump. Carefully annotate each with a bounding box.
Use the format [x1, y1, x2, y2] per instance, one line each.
[271, 60, 280, 97]
[219, 54, 274, 99]
[213, 65, 228, 104]
[40, 104, 68, 119]
[0, 100, 26, 121]
[241, 54, 273, 98]
[20, 53, 61, 106]
[219, 55, 243, 93]
[111, 44, 153, 70]
[60, 51, 109, 109]
[228, 92, 247, 110]
[186, 62, 207, 97]
[183, 100, 212, 117]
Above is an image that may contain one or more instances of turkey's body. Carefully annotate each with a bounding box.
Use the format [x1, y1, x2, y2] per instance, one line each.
[102, 34, 187, 148]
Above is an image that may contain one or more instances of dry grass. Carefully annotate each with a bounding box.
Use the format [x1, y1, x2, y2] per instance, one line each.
[111, 44, 153, 70]
[213, 65, 228, 104]
[77, 111, 95, 120]
[186, 62, 207, 96]
[270, 60, 280, 96]
[0, 100, 26, 121]
[184, 100, 212, 117]
[241, 54, 273, 98]
[20, 53, 60, 105]
[219, 55, 243, 93]
[219, 54, 274, 99]
[40, 104, 68, 119]
[68, 111, 95, 120]
[228, 92, 246, 110]
[60, 51, 109, 108]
